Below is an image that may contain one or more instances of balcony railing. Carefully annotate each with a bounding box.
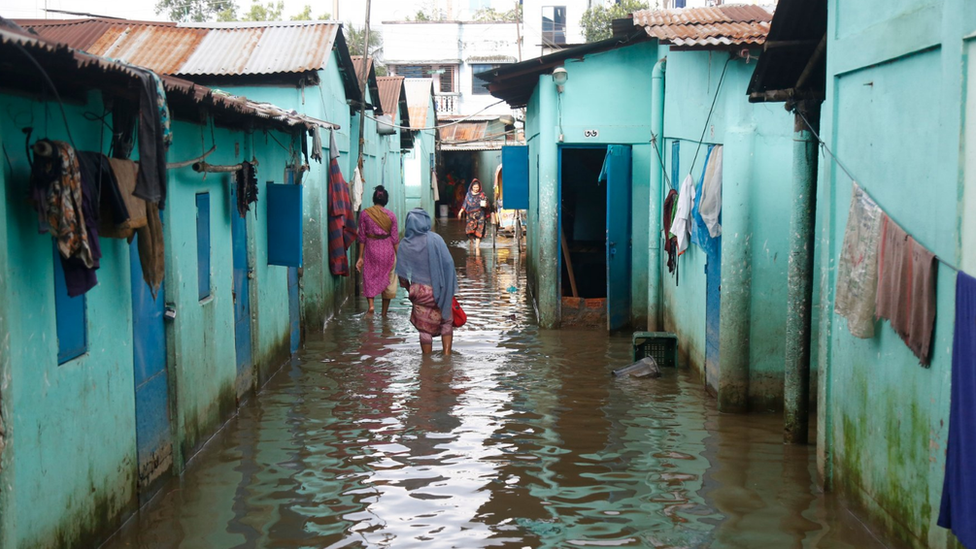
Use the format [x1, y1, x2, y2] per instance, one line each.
[436, 94, 459, 115]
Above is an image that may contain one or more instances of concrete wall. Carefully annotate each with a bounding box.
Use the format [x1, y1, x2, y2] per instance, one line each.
[659, 50, 795, 407]
[816, 1, 976, 547]
[0, 88, 312, 548]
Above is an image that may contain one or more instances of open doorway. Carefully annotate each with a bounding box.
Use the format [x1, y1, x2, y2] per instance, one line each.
[559, 147, 608, 326]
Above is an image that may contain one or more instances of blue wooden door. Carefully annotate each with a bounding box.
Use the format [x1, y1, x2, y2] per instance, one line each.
[606, 145, 632, 331]
[230, 185, 252, 373]
[705, 237, 722, 389]
[130, 238, 172, 497]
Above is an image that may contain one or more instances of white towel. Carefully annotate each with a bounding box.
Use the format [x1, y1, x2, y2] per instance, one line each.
[671, 174, 695, 254]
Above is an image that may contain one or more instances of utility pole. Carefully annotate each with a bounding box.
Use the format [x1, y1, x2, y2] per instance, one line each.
[333, 0, 339, 19]
[515, 0, 522, 61]
[356, 0, 372, 170]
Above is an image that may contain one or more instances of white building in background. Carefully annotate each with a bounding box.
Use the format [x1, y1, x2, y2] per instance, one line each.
[383, 19, 520, 117]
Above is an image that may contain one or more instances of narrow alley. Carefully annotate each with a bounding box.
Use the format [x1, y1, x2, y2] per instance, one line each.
[103, 221, 889, 549]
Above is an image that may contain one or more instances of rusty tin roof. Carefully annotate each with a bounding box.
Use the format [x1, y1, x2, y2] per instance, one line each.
[376, 76, 404, 118]
[403, 78, 434, 130]
[22, 19, 342, 76]
[631, 4, 773, 47]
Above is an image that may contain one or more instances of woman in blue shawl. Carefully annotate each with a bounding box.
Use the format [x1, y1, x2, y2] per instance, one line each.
[457, 179, 488, 246]
[397, 209, 458, 354]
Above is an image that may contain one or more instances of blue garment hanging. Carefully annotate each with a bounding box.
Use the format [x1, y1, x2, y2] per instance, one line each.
[938, 271, 976, 547]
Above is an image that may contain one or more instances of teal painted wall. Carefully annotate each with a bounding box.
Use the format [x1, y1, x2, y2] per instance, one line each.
[404, 98, 437, 217]
[0, 91, 139, 548]
[524, 42, 658, 328]
[212, 52, 356, 332]
[0, 85, 312, 547]
[816, 2, 976, 547]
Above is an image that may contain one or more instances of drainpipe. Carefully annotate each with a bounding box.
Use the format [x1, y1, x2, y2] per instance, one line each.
[717, 123, 755, 413]
[647, 56, 666, 331]
[784, 100, 820, 444]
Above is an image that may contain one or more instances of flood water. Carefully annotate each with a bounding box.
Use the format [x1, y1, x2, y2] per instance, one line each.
[104, 220, 893, 549]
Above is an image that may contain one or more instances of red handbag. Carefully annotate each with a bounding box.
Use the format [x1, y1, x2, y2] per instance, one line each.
[452, 297, 467, 328]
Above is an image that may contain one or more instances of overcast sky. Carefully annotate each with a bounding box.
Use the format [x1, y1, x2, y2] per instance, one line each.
[0, 0, 437, 26]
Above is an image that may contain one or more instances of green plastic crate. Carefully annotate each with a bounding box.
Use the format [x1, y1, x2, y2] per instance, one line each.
[632, 331, 678, 367]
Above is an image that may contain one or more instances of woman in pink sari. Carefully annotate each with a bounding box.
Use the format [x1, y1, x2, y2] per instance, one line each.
[356, 186, 399, 315]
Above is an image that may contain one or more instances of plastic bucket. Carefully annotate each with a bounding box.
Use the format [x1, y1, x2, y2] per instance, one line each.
[439, 204, 449, 218]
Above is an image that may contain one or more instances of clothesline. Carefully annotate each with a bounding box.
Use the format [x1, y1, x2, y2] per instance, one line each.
[797, 110, 961, 274]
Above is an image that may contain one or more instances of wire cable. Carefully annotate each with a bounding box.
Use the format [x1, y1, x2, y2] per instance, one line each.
[10, 41, 76, 148]
[795, 109, 961, 273]
[688, 56, 732, 178]
[364, 99, 508, 131]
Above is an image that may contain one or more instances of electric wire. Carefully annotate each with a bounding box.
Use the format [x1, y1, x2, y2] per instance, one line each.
[796, 109, 961, 273]
[364, 99, 508, 131]
[688, 56, 732, 178]
[10, 41, 76, 148]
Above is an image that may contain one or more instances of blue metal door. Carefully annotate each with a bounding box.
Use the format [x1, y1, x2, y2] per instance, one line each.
[705, 237, 722, 389]
[288, 267, 300, 354]
[230, 185, 252, 373]
[606, 145, 632, 331]
[130, 238, 172, 497]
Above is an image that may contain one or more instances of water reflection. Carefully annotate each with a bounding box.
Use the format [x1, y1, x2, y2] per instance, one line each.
[103, 222, 892, 549]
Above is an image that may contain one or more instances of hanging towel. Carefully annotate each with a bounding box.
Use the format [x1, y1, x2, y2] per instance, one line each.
[101, 158, 146, 239]
[670, 174, 695, 255]
[699, 145, 723, 238]
[29, 140, 95, 268]
[938, 271, 976, 547]
[875, 216, 938, 365]
[132, 69, 169, 209]
[690, 146, 714, 253]
[834, 183, 883, 338]
[432, 169, 440, 202]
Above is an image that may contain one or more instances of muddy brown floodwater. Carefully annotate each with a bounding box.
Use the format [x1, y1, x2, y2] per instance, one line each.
[103, 220, 895, 549]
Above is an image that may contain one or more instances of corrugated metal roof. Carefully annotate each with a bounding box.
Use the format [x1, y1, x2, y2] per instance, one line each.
[631, 4, 773, 47]
[403, 78, 434, 130]
[21, 18, 341, 75]
[439, 121, 488, 143]
[375, 76, 404, 119]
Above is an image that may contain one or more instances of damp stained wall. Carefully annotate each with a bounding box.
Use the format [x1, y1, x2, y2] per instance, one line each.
[816, 1, 974, 546]
[522, 42, 657, 329]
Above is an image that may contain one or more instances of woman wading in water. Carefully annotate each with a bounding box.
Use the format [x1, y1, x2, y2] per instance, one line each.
[397, 209, 457, 355]
[457, 179, 488, 246]
[356, 186, 399, 315]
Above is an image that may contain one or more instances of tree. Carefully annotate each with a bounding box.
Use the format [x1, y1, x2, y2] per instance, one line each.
[344, 24, 384, 72]
[580, 0, 652, 43]
[291, 5, 330, 21]
[240, 0, 283, 21]
[473, 5, 521, 22]
[155, 0, 236, 22]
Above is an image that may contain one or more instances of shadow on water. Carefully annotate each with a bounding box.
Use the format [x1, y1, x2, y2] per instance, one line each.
[102, 220, 895, 549]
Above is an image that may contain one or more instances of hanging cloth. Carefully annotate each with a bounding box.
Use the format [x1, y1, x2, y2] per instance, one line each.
[690, 146, 714, 253]
[327, 131, 356, 276]
[938, 271, 976, 548]
[100, 158, 147, 239]
[136, 201, 165, 298]
[235, 161, 259, 218]
[663, 188, 679, 275]
[29, 140, 96, 268]
[875, 216, 938, 365]
[310, 126, 324, 162]
[670, 174, 695, 255]
[352, 163, 365, 213]
[834, 183, 883, 338]
[432, 169, 440, 202]
[131, 68, 170, 209]
[699, 145, 723, 238]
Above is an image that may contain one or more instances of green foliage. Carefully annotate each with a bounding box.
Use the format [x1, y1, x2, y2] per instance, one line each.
[473, 5, 521, 22]
[240, 0, 283, 21]
[344, 24, 384, 70]
[155, 0, 236, 22]
[291, 5, 330, 20]
[580, 0, 651, 43]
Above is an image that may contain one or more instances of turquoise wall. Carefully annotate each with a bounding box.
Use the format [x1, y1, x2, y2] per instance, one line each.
[524, 42, 657, 328]
[212, 51, 356, 332]
[659, 50, 795, 407]
[816, 1, 975, 546]
[0, 86, 313, 547]
[404, 97, 437, 217]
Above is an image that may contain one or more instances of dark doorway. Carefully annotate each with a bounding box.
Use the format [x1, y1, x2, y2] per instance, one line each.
[559, 147, 607, 299]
